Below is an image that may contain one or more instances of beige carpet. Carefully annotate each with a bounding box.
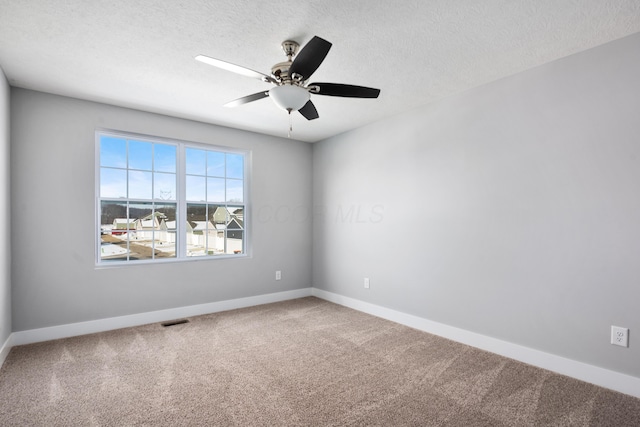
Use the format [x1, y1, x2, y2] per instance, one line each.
[1, 297, 639, 426]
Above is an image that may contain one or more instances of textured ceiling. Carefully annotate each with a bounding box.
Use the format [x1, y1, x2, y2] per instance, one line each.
[1, 1, 639, 142]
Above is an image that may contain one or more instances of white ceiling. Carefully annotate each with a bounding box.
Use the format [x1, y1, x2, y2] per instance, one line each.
[1, 1, 639, 143]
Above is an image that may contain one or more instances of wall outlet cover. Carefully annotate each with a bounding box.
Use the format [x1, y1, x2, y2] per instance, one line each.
[611, 326, 629, 348]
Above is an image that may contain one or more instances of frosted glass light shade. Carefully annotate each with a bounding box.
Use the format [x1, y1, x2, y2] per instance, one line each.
[269, 85, 310, 111]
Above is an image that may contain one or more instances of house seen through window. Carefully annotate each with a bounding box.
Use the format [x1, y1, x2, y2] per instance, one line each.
[97, 131, 247, 264]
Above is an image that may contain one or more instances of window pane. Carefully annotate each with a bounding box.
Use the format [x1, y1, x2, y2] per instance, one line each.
[186, 175, 206, 201]
[225, 232, 244, 255]
[210, 205, 228, 225]
[155, 203, 177, 258]
[186, 148, 206, 175]
[154, 144, 176, 172]
[154, 172, 176, 200]
[226, 179, 243, 203]
[128, 170, 153, 199]
[207, 151, 225, 177]
[100, 168, 127, 198]
[207, 206, 245, 255]
[128, 203, 153, 261]
[226, 208, 244, 255]
[206, 207, 224, 255]
[100, 201, 129, 262]
[208, 205, 227, 255]
[100, 136, 127, 168]
[128, 140, 153, 171]
[226, 153, 243, 179]
[186, 203, 208, 257]
[207, 177, 225, 202]
[228, 206, 244, 222]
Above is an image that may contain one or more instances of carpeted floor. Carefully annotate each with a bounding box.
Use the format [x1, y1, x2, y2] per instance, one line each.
[1, 297, 639, 426]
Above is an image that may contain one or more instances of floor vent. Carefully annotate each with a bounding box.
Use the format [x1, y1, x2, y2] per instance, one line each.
[161, 319, 189, 327]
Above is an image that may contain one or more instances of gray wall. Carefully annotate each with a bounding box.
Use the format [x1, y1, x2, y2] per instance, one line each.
[313, 33, 640, 378]
[0, 67, 10, 344]
[10, 89, 312, 331]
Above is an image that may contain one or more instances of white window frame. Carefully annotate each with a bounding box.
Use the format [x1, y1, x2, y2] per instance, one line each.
[95, 129, 250, 266]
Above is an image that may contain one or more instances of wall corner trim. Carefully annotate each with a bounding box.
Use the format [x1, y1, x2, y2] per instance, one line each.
[0, 333, 14, 368]
[311, 288, 640, 399]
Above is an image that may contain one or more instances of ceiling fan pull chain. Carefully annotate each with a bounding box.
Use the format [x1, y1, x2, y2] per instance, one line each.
[288, 110, 293, 138]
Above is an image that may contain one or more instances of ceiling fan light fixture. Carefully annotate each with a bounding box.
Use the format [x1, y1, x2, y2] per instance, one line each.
[269, 84, 309, 112]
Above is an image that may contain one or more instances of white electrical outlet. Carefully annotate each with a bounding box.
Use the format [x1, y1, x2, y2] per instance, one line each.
[275, 270, 281, 281]
[364, 278, 370, 289]
[611, 326, 629, 347]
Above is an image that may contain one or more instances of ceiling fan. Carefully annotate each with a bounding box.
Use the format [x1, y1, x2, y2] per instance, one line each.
[195, 36, 381, 121]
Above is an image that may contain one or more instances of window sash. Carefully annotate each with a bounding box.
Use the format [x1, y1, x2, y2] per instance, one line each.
[96, 130, 248, 265]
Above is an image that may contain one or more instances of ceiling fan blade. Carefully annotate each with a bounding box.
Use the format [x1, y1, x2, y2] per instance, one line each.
[224, 91, 269, 108]
[288, 36, 332, 80]
[309, 82, 380, 98]
[298, 100, 319, 120]
[196, 55, 276, 83]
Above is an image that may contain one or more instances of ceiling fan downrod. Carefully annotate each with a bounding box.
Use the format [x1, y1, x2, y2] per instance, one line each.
[281, 40, 299, 61]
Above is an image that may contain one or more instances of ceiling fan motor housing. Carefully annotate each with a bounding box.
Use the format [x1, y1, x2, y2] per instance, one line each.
[271, 61, 293, 82]
[272, 40, 302, 83]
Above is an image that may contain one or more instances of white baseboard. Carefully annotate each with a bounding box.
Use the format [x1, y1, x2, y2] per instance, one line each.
[6, 287, 639, 399]
[312, 288, 640, 399]
[10, 288, 313, 348]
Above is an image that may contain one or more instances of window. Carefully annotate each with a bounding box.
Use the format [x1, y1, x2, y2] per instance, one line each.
[97, 131, 247, 264]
